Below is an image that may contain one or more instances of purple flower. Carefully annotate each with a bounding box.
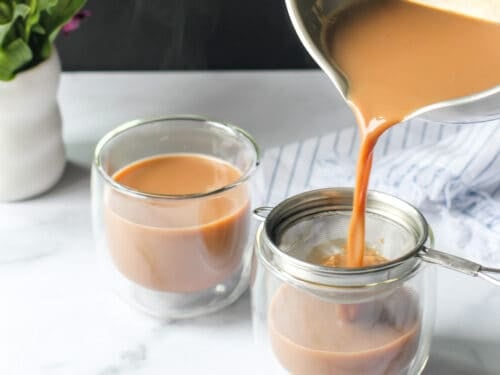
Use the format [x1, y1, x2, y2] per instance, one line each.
[62, 10, 91, 35]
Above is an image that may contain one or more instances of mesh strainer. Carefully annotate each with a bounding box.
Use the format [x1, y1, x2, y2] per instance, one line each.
[254, 188, 500, 287]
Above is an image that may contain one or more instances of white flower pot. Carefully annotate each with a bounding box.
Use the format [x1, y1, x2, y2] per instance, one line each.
[0, 50, 65, 202]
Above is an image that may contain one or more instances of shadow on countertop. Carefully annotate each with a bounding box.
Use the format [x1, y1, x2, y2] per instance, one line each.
[425, 335, 500, 375]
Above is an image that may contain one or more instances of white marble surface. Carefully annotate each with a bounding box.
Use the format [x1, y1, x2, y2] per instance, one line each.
[1, 71, 499, 374]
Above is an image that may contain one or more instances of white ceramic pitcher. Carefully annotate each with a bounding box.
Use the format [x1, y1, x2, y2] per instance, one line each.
[0, 51, 65, 202]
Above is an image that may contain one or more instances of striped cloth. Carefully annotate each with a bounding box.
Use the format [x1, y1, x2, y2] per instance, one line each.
[259, 118, 500, 265]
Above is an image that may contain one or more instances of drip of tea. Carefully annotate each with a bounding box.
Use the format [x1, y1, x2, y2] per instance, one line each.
[321, 0, 500, 267]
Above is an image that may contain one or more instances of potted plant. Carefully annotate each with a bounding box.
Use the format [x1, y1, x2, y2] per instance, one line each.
[0, 0, 86, 201]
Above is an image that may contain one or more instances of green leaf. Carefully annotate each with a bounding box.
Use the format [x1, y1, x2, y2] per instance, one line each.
[0, 37, 32, 80]
[42, 0, 85, 42]
[0, 2, 13, 25]
[15, 3, 30, 18]
[0, 2, 31, 45]
[25, 0, 41, 37]
[39, 0, 57, 11]
[39, 33, 51, 59]
[31, 23, 44, 34]
[0, 0, 87, 79]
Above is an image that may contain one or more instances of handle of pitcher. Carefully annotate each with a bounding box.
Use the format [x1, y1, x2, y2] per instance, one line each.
[419, 247, 500, 286]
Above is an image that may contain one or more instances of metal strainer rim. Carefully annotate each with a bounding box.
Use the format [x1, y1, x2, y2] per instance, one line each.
[258, 188, 429, 286]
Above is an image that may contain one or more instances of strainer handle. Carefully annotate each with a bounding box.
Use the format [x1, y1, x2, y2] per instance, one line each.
[253, 206, 273, 221]
[419, 248, 500, 286]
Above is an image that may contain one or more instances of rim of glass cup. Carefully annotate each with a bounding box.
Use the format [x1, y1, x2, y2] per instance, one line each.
[94, 115, 261, 200]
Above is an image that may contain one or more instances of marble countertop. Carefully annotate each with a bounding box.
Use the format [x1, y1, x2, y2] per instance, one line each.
[1, 71, 499, 375]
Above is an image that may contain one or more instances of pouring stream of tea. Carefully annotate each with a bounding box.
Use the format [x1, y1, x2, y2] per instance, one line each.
[322, 0, 500, 267]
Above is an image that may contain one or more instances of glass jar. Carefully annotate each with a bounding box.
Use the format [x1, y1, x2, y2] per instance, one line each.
[92, 116, 259, 319]
[251, 188, 436, 375]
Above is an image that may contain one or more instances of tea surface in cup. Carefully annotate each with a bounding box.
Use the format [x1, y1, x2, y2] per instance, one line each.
[105, 153, 250, 293]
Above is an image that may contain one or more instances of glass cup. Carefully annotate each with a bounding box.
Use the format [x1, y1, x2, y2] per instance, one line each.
[92, 116, 259, 319]
[251, 188, 436, 375]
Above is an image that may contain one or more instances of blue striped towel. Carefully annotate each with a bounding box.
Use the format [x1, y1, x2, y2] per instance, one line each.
[259, 118, 500, 265]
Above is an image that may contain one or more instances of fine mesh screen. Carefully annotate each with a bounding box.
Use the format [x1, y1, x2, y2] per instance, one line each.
[277, 210, 418, 265]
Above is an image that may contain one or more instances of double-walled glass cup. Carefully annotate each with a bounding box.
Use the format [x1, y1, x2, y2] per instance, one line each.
[251, 188, 436, 375]
[92, 116, 259, 319]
